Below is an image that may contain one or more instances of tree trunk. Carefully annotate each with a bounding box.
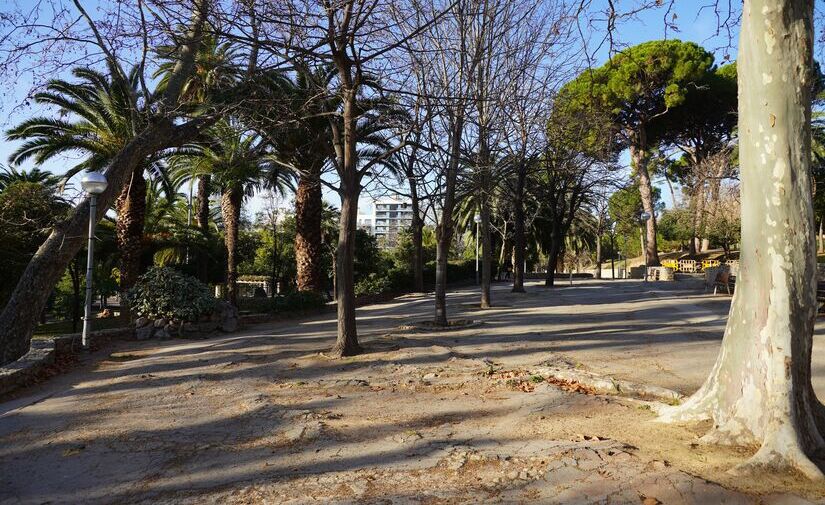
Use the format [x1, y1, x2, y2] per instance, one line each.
[0, 117, 206, 365]
[221, 186, 243, 307]
[480, 196, 492, 308]
[512, 168, 526, 292]
[434, 118, 463, 326]
[331, 182, 362, 356]
[196, 174, 211, 235]
[703, 171, 724, 253]
[595, 233, 603, 279]
[115, 167, 147, 320]
[659, 0, 824, 479]
[411, 202, 424, 293]
[409, 174, 425, 293]
[69, 258, 81, 333]
[271, 212, 279, 296]
[295, 169, 324, 292]
[689, 183, 699, 257]
[329, 86, 362, 357]
[544, 224, 562, 287]
[631, 143, 660, 266]
[693, 180, 707, 254]
[195, 174, 211, 282]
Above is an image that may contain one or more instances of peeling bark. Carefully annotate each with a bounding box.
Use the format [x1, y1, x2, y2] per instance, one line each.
[659, 0, 824, 479]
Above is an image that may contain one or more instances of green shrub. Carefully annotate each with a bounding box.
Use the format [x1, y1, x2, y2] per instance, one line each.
[128, 267, 215, 321]
[237, 290, 327, 314]
[355, 273, 393, 297]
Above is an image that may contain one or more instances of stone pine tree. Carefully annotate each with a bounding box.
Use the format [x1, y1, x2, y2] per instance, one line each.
[563, 40, 715, 266]
[659, 0, 825, 479]
[649, 63, 738, 254]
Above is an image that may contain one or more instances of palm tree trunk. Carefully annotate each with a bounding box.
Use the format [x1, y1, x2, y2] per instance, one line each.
[221, 186, 242, 306]
[196, 174, 211, 235]
[115, 168, 147, 319]
[295, 169, 323, 292]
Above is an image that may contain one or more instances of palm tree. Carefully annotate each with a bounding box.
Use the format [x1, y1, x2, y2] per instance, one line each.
[0, 165, 60, 192]
[171, 121, 291, 305]
[245, 67, 337, 293]
[5, 65, 166, 315]
[155, 36, 238, 239]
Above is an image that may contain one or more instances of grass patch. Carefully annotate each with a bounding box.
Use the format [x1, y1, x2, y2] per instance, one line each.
[33, 317, 129, 338]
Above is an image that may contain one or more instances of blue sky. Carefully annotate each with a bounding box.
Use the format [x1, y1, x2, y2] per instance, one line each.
[0, 1, 740, 214]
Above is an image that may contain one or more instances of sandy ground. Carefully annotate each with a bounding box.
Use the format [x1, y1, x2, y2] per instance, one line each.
[2, 278, 825, 504]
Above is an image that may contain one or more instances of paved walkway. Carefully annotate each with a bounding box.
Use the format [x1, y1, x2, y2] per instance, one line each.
[1, 279, 824, 504]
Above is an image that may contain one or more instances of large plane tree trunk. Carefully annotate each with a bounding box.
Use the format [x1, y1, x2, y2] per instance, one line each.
[631, 142, 660, 266]
[659, 0, 824, 479]
[295, 169, 324, 292]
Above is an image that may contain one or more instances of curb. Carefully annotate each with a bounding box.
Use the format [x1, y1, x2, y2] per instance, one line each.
[0, 327, 133, 397]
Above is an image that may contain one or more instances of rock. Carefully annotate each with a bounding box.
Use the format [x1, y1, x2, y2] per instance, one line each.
[518, 470, 529, 480]
[199, 321, 218, 333]
[285, 421, 323, 442]
[155, 327, 171, 340]
[215, 301, 239, 332]
[506, 470, 519, 480]
[164, 323, 178, 337]
[153, 318, 167, 328]
[651, 460, 669, 471]
[423, 372, 438, 380]
[392, 430, 422, 444]
[135, 325, 154, 341]
[135, 317, 150, 328]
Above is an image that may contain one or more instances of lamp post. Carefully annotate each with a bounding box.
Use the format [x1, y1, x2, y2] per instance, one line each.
[474, 213, 481, 285]
[80, 172, 108, 349]
[640, 211, 651, 282]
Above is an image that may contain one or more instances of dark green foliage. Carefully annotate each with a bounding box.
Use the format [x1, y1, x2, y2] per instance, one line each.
[0, 181, 68, 307]
[608, 185, 663, 257]
[658, 208, 694, 246]
[558, 39, 715, 140]
[128, 267, 216, 321]
[237, 290, 327, 314]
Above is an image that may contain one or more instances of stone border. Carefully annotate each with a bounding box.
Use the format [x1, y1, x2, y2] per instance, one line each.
[530, 356, 684, 403]
[0, 327, 133, 397]
[397, 319, 482, 332]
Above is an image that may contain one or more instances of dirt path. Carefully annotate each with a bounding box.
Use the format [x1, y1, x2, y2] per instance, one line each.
[2, 279, 824, 504]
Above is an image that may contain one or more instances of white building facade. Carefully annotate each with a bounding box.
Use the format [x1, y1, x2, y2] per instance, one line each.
[362, 198, 414, 248]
